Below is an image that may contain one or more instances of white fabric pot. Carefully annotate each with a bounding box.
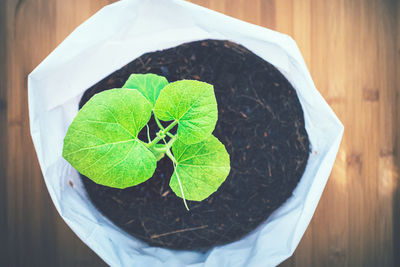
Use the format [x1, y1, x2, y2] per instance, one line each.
[28, 0, 344, 266]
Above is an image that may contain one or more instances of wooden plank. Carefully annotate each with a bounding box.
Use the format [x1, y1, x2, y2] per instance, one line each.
[0, 0, 8, 265]
[3, 0, 112, 265]
[374, 1, 397, 265]
[393, 1, 400, 266]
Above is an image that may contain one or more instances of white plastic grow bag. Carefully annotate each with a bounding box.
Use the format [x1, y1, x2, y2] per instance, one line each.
[28, 0, 344, 266]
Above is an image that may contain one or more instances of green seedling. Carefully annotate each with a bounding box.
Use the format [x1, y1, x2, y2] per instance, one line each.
[63, 73, 230, 210]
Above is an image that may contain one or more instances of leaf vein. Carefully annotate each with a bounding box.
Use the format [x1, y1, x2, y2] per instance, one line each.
[64, 139, 135, 157]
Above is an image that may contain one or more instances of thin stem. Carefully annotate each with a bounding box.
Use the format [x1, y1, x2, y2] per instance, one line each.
[166, 135, 176, 149]
[145, 124, 151, 142]
[174, 163, 189, 211]
[165, 146, 176, 164]
[147, 120, 178, 148]
[154, 114, 165, 130]
[163, 141, 188, 211]
[163, 120, 178, 133]
[166, 132, 175, 138]
[152, 123, 187, 211]
[161, 136, 167, 145]
[147, 133, 163, 148]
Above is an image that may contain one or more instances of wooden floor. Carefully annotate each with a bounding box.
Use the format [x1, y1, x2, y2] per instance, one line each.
[1, 0, 399, 266]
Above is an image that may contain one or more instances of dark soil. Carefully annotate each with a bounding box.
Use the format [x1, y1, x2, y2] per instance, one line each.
[78, 40, 310, 250]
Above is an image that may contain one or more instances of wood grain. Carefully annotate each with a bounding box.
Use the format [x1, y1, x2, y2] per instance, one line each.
[1, 0, 398, 266]
[0, 0, 8, 266]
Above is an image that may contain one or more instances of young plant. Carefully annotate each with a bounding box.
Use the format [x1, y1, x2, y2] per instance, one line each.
[63, 73, 230, 210]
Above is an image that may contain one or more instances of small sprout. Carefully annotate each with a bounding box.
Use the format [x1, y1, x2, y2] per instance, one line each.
[63, 74, 231, 210]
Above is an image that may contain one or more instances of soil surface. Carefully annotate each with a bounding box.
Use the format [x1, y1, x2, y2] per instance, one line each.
[78, 40, 310, 250]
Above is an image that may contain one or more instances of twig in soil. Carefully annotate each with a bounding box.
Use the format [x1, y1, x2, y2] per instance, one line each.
[151, 225, 208, 239]
[124, 219, 135, 225]
[111, 196, 123, 205]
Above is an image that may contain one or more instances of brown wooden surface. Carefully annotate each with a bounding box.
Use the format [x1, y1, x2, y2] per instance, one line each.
[1, 0, 399, 266]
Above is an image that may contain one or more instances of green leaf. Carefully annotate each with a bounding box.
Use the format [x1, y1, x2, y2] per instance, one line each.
[169, 135, 230, 201]
[122, 73, 169, 107]
[153, 80, 218, 145]
[63, 89, 157, 189]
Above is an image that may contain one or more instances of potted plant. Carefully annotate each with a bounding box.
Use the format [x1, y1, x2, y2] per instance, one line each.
[28, 0, 343, 266]
[63, 74, 231, 212]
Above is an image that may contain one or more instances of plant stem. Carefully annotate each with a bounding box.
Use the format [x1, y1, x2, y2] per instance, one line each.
[163, 120, 178, 133]
[150, 121, 188, 211]
[154, 114, 165, 130]
[147, 120, 178, 148]
[145, 124, 151, 142]
[165, 149, 189, 211]
[165, 136, 176, 150]
[174, 164, 189, 211]
[166, 132, 175, 138]
[165, 146, 176, 164]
